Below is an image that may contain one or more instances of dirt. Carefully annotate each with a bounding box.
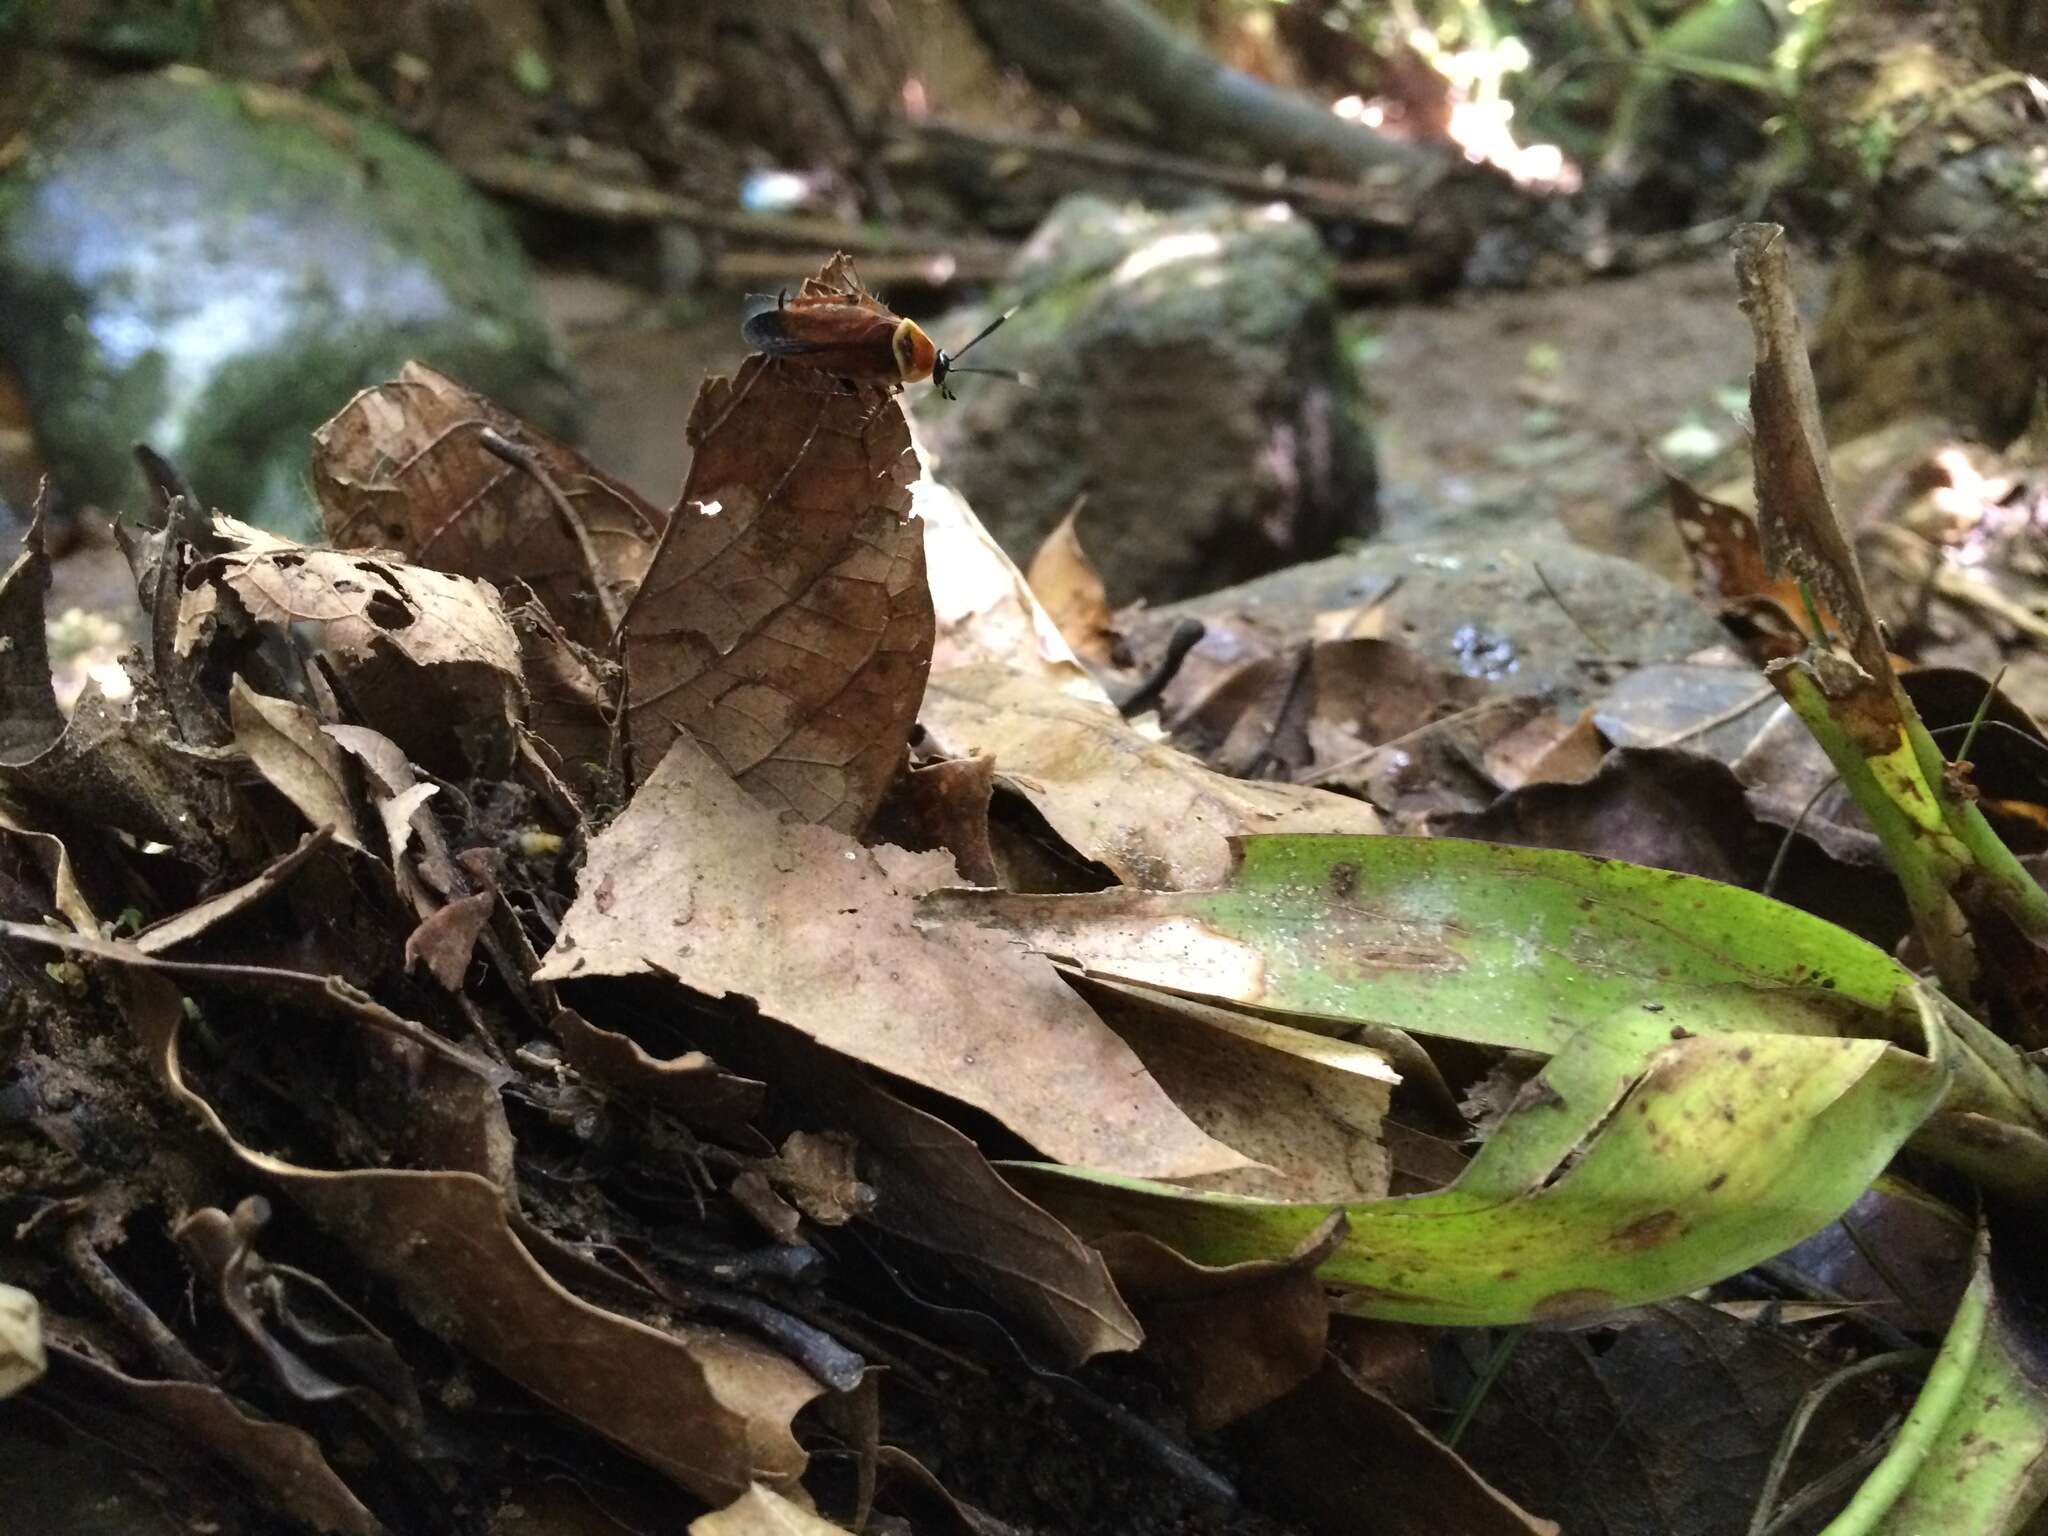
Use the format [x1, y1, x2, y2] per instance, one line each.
[1362, 253, 1830, 578]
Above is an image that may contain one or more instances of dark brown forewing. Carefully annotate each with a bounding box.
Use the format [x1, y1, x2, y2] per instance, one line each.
[742, 300, 900, 382]
[623, 356, 933, 834]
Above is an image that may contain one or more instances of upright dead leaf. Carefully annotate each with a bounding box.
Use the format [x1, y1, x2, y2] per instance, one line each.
[921, 663, 1382, 890]
[1026, 501, 1118, 665]
[536, 736, 1244, 1180]
[625, 325, 933, 835]
[315, 362, 663, 650]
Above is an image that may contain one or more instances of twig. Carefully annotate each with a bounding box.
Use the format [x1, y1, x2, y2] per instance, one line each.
[895, 118, 1415, 226]
[1300, 695, 1535, 786]
[1115, 618, 1206, 718]
[1250, 641, 1315, 780]
[1747, 1350, 1933, 1536]
[478, 428, 625, 638]
[1533, 560, 1611, 652]
[1649, 684, 1780, 750]
[64, 1222, 215, 1386]
[461, 153, 1009, 264]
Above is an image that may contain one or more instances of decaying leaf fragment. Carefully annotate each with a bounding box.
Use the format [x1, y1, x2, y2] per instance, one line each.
[624, 347, 933, 835]
[80, 955, 823, 1504]
[536, 735, 1243, 1181]
[177, 515, 524, 775]
[315, 361, 663, 650]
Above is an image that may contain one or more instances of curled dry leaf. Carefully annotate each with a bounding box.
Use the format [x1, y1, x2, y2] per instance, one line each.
[101, 960, 821, 1504]
[536, 735, 1243, 1181]
[178, 515, 524, 775]
[1095, 1213, 1345, 1434]
[314, 361, 663, 650]
[47, 1345, 383, 1535]
[1025, 502, 1119, 666]
[920, 662, 1382, 891]
[625, 354, 932, 835]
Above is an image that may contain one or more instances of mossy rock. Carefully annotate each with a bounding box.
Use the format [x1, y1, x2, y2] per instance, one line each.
[0, 69, 577, 537]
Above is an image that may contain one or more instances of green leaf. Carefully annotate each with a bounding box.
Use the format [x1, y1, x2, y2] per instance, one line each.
[927, 836, 1955, 1325]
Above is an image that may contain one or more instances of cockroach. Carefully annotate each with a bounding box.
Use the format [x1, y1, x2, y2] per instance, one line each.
[741, 286, 1021, 401]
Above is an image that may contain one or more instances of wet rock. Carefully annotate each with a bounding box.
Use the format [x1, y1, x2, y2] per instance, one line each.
[1133, 521, 1725, 716]
[915, 195, 1375, 604]
[0, 70, 576, 538]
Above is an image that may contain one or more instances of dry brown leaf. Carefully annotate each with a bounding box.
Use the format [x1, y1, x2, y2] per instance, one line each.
[0, 797, 96, 932]
[48, 1346, 382, 1535]
[1025, 501, 1118, 665]
[690, 1485, 850, 1536]
[624, 355, 931, 835]
[229, 679, 365, 851]
[732, 1027, 1143, 1366]
[920, 663, 1382, 890]
[549, 1008, 765, 1135]
[1095, 1214, 1344, 1434]
[135, 828, 333, 954]
[866, 752, 1000, 887]
[404, 889, 495, 990]
[180, 516, 524, 775]
[536, 735, 1244, 1180]
[102, 960, 820, 1504]
[509, 593, 615, 782]
[0, 508, 62, 766]
[314, 361, 663, 650]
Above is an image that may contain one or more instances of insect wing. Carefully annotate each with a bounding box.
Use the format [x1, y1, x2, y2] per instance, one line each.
[741, 299, 900, 378]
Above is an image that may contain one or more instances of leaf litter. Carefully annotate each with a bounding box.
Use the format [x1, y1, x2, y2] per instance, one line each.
[8, 244, 2048, 1536]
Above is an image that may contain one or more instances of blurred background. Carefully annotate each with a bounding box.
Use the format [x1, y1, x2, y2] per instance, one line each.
[1, 0, 2041, 691]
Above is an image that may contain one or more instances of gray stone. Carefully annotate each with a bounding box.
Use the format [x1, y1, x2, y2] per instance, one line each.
[1138, 522, 1726, 715]
[914, 195, 1375, 603]
[0, 71, 577, 538]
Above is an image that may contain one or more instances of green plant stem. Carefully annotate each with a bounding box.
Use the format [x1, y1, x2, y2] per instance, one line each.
[1814, 1245, 1989, 1535]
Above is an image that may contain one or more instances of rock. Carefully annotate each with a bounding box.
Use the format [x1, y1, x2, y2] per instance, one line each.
[914, 195, 1375, 604]
[1133, 522, 1726, 716]
[0, 70, 577, 538]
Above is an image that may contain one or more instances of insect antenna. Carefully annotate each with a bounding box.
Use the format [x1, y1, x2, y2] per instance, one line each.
[932, 306, 1023, 398]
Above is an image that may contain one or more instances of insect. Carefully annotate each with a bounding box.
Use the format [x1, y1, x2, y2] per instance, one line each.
[741, 281, 1020, 401]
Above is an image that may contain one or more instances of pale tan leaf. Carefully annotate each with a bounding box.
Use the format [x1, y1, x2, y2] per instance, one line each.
[229, 679, 364, 851]
[912, 452, 1098, 688]
[1025, 501, 1118, 665]
[920, 662, 1381, 890]
[536, 736, 1245, 1180]
[0, 1284, 43, 1400]
[1075, 976, 1394, 1203]
[690, 1485, 850, 1536]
